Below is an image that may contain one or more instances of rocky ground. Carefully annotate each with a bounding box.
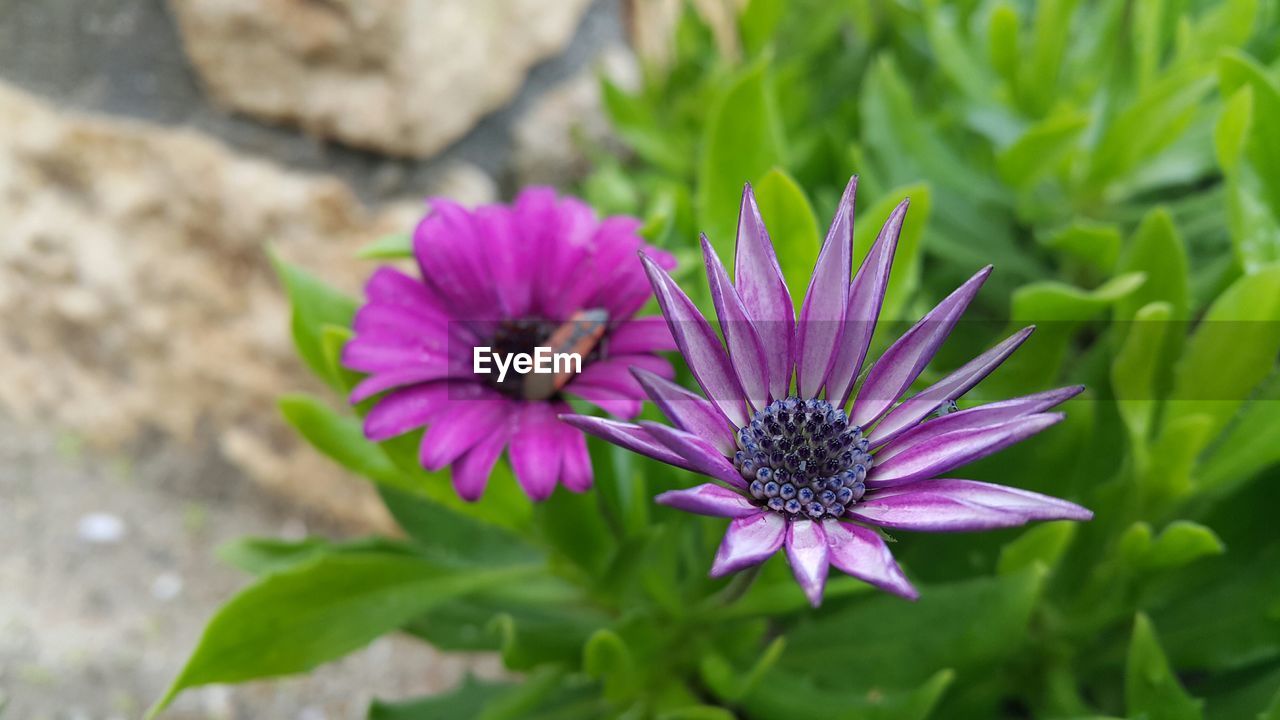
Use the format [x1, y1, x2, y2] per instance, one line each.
[0, 0, 655, 716]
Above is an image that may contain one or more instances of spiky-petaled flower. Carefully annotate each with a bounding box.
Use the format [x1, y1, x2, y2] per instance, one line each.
[344, 188, 676, 501]
[563, 178, 1092, 606]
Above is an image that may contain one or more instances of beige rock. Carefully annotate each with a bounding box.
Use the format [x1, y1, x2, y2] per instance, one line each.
[168, 0, 594, 157]
[0, 82, 488, 530]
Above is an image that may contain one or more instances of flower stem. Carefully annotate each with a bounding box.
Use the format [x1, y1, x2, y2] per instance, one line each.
[716, 565, 763, 607]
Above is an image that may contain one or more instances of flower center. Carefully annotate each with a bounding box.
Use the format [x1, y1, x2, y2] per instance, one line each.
[734, 397, 873, 520]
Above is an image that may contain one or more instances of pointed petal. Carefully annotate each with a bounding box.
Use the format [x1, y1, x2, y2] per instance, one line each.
[641, 253, 747, 426]
[632, 367, 738, 456]
[785, 519, 830, 607]
[827, 199, 908, 408]
[876, 386, 1085, 464]
[734, 184, 795, 401]
[710, 512, 787, 577]
[867, 413, 1064, 487]
[795, 177, 855, 398]
[639, 421, 746, 489]
[554, 405, 594, 493]
[703, 235, 771, 411]
[452, 429, 509, 501]
[363, 381, 454, 439]
[868, 326, 1035, 447]
[822, 520, 918, 600]
[607, 316, 677, 354]
[509, 403, 567, 501]
[851, 266, 993, 427]
[559, 414, 695, 472]
[418, 397, 511, 471]
[563, 383, 643, 419]
[849, 479, 1093, 531]
[656, 483, 759, 518]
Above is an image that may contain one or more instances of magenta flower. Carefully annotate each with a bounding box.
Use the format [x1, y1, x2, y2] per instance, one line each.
[343, 188, 676, 501]
[563, 178, 1092, 606]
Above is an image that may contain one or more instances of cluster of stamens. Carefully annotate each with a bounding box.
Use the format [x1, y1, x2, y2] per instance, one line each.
[733, 397, 873, 520]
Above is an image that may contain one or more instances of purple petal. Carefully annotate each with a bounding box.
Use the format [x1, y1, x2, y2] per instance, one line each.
[734, 184, 795, 401]
[848, 479, 1093, 531]
[785, 519, 830, 607]
[418, 395, 512, 471]
[822, 520, 918, 600]
[363, 266, 451, 322]
[656, 483, 759, 518]
[509, 402, 568, 501]
[826, 200, 908, 407]
[351, 366, 455, 404]
[414, 199, 503, 321]
[710, 511, 787, 577]
[631, 367, 738, 456]
[452, 428, 509, 501]
[559, 414, 696, 472]
[639, 421, 747, 489]
[703, 235, 771, 411]
[607, 316, 677, 354]
[876, 386, 1085, 464]
[641, 253, 747, 426]
[867, 413, 1064, 487]
[868, 326, 1035, 447]
[571, 354, 672, 400]
[555, 406, 594, 493]
[795, 177, 855, 399]
[363, 381, 454, 440]
[851, 266, 993, 428]
[562, 383, 643, 419]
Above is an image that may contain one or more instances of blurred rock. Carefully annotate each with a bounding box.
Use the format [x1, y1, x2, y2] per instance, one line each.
[513, 44, 637, 187]
[168, 0, 594, 158]
[0, 81, 441, 529]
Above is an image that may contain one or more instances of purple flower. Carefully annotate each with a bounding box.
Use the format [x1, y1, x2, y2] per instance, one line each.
[563, 178, 1092, 606]
[343, 188, 677, 501]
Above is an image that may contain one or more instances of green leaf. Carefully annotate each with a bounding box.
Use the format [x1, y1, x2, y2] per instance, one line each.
[753, 167, 821, 311]
[270, 252, 358, 391]
[1087, 73, 1215, 188]
[997, 521, 1078, 576]
[1116, 208, 1190, 325]
[370, 676, 512, 720]
[1018, 0, 1075, 116]
[150, 554, 536, 716]
[697, 61, 786, 258]
[739, 0, 785, 56]
[1041, 222, 1122, 272]
[1165, 265, 1280, 441]
[1142, 521, 1226, 571]
[987, 3, 1021, 91]
[1112, 302, 1173, 456]
[370, 670, 597, 720]
[699, 636, 786, 703]
[1143, 413, 1215, 505]
[535, 486, 616, 578]
[1198, 372, 1280, 495]
[997, 111, 1088, 188]
[356, 233, 413, 260]
[779, 568, 1046, 688]
[1219, 51, 1280, 219]
[376, 486, 539, 567]
[278, 393, 407, 489]
[217, 536, 413, 576]
[1126, 614, 1204, 720]
[737, 667, 954, 720]
[584, 629, 636, 702]
[602, 78, 691, 177]
[1215, 86, 1254, 175]
[852, 183, 932, 323]
[1262, 683, 1280, 720]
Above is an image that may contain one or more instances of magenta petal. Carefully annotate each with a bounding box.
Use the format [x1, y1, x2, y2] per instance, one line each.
[827, 199, 908, 407]
[849, 479, 1093, 531]
[631, 367, 738, 456]
[795, 177, 855, 399]
[785, 519, 830, 607]
[822, 520, 918, 600]
[639, 421, 747, 489]
[641, 253, 748, 426]
[509, 403, 568, 501]
[363, 381, 454, 440]
[734, 184, 795, 401]
[867, 412, 1064, 487]
[563, 383, 643, 419]
[452, 429, 509, 501]
[608, 316, 678, 354]
[418, 396, 511, 471]
[868, 326, 1036, 447]
[703, 235, 771, 411]
[851, 266, 993, 428]
[351, 366, 455, 404]
[876, 386, 1085, 464]
[710, 512, 787, 577]
[655, 483, 759, 518]
[559, 414, 696, 472]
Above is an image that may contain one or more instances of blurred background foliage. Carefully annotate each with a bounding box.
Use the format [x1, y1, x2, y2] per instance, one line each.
[163, 1, 1280, 718]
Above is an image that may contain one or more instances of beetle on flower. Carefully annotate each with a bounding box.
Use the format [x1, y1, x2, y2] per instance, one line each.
[563, 178, 1092, 606]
